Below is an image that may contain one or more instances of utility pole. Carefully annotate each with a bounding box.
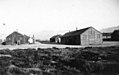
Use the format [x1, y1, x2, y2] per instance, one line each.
[33, 34, 35, 44]
[2, 23, 6, 43]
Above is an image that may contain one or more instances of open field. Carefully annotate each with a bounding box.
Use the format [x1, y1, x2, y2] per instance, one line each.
[0, 41, 119, 75]
[0, 41, 119, 50]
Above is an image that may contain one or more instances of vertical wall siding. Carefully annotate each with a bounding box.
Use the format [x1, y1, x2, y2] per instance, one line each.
[6, 33, 29, 45]
[111, 31, 119, 41]
[61, 35, 81, 45]
[61, 27, 102, 45]
[81, 28, 102, 45]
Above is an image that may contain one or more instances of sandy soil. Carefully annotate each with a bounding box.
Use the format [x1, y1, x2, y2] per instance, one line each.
[0, 41, 119, 50]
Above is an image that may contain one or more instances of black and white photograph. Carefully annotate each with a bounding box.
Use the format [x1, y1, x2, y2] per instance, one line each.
[0, 0, 119, 75]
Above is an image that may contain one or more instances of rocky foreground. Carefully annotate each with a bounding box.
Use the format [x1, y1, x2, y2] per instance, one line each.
[0, 46, 119, 75]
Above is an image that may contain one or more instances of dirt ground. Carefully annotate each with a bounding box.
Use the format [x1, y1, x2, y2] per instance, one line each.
[0, 41, 119, 50]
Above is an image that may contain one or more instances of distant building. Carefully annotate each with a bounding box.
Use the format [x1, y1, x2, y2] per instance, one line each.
[28, 37, 33, 44]
[6, 31, 30, 45]
[61, 27, 103, 45]
[102, 33, 112, 41]
[50, 35, 62, 43]
[111, 30, 119, 41]
[28, 35, 35, 44]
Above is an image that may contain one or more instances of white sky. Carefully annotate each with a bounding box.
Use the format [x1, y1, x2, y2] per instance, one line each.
[0, 0, 119, 40]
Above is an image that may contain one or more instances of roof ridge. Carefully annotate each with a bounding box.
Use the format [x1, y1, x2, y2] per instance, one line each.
[6, 31, 23, 38]
[62, 27, 91, 37]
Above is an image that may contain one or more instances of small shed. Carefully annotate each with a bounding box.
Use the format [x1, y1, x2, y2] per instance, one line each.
[50, 35, 62, 43]
[102, 33, 112, 41]
[61, 27, 103, 45]
[6, 31, 30, 45]
[28, 36, 35, 44]
[111, 30, 119, 41]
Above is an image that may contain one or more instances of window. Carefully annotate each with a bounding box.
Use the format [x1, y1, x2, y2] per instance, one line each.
[97, 34, 100, 38]
[88, 35, 91, 39]
[93, 31, 95, 35]
[91, 31, 93, 35]
[8, 38, 11, 40]
[20, 37, 22, 40]
[83, 35, 87, 39]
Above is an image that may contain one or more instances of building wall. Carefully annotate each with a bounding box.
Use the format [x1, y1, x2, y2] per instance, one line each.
[111, 31, 119, 41]
[24, 36, 30, 44]
[55, 37, 61, 43]
[81, 27, 103, 45]
[50, 36, 61, 43]
[50, 38, 55, 42]
[61, 27, 103, 45]
[6, 33, 22, 45]
[61, 35, 81, 45]
[61, 37, 69, 44]
[6, 32, 29, 45]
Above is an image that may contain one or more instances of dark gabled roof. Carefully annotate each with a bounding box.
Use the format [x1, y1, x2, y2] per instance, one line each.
[113, 30, 119, 33]
[112, 30, 119, 35]
[62, 27, 90, 37]
[24, 34, 30, 38]
[6, 31, 23, 38]
[6, 31, 30, 38]
[50, 34, 62, 39]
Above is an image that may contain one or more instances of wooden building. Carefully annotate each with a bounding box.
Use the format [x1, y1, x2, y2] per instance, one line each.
[111, 30, 119, 41]
[61, 27, 103, 45]
[6, 31, 30, 45]
[50, 35, 62, 43]
[102, 33, 112, 41]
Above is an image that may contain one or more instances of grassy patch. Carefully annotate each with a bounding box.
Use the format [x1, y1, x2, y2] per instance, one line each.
[0, 46, 119, 75]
